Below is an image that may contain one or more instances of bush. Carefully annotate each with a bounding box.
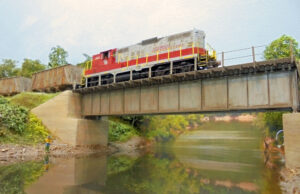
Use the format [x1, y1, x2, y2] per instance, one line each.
[0, 95, 49, 144]
[0, 103, 28, 134]
[142, 115, 190, 142]
[0, 96, 8, 104]
[109, 120, 137, 142]
[23, 113, 49, 143]
[263, 112, 284, 137]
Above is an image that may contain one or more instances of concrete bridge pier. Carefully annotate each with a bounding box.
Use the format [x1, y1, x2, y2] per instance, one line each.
[283, 113, 300, 169]
[32, 91, 108, 147]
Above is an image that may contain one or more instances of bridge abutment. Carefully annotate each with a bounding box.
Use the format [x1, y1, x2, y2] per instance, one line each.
[32, 91, 108, 147]
[283, 113, 300, 169]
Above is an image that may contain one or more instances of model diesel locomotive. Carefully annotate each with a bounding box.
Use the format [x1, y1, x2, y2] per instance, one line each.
[83, 29, 218, 87]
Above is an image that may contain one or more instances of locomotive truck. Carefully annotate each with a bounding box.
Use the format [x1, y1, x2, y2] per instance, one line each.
[82, 29, 218, 88]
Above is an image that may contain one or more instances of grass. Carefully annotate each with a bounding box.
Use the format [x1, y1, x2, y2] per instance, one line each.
[7, 92, 59, 110]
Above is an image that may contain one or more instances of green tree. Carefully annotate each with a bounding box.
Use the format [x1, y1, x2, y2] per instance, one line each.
[20, 59, 46, 78]
[48, 45, 68, 68]
[0, 59, 20, 78]
[76, 53, 92, 68]
[264, 35, 300, 60]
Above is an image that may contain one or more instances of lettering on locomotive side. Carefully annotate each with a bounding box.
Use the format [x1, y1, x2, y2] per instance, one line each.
[152, 44, 183, 53]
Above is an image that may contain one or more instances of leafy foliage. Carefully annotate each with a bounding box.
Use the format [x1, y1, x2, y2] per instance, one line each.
[48, 45, 68, 68]
[119, 115, 144, 128]
[109, 114, 204, 142]
[0, 97, 28, 134]
[23, 113, 49, 143]
[254, 111, 285, 139]
[109, 120, 137, 142]
[142, 115, 200, 142]
[19, 59, 46, 78]
[0, 94, 50, 144]
[0, 59, 20, 78]
[0, 96, 9, 104]
[76, 53, 92, 68]
[264, 35, 300, 60]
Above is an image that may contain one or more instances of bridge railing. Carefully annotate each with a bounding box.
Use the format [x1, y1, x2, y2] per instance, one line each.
[217, 42, 295, 67]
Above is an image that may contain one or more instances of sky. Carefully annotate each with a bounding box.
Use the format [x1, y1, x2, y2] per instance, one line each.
[0, 0, 299, 67]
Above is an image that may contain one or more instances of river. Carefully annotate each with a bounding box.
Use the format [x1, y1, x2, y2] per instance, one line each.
[0, 122, 284, 193]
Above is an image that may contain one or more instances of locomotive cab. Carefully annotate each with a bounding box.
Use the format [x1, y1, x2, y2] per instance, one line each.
[94, 49, 117, 68]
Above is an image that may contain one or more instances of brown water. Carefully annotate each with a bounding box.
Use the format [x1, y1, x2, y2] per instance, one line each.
[0, 122, 284, 194]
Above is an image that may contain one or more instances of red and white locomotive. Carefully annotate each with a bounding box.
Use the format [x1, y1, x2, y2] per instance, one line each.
[83, 29, 218, 87]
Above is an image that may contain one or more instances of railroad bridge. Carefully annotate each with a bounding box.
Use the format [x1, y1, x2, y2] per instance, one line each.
[77, 58, 299, 116]
[32, 57, 300, 169]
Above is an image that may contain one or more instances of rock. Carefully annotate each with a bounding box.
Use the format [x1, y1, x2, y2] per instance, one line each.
[1, 149, 8, 152]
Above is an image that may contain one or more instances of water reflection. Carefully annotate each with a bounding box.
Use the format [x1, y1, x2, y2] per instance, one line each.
[26, 156, 107, 194]
[1, 122, 284, 194]
[0, 160, 44, 193]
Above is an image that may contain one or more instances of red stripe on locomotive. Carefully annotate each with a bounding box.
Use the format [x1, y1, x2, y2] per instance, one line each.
[85, 47, 206, 75]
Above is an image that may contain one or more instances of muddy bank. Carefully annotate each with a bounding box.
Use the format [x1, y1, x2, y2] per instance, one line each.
[263, 137, 300, 193]
[0, 142, 113, 165]
[280, 168, 300, 194]
[0, 137, 152, 165]
[109, 136, 153, 155]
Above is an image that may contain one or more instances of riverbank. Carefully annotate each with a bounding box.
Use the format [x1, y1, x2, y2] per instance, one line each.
[0, 136, 153, 166]
[0, 142, 109, 165]
[280, 168, 300, 193]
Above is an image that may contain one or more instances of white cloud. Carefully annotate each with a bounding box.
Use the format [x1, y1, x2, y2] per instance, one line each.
[10, 0, 298, 64]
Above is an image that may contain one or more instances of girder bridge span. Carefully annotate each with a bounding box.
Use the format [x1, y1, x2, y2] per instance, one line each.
[75, 58, 300, 117]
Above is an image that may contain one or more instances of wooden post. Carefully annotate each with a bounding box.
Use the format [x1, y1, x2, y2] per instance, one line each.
[170, 61, 173, 74]
[222, 52, 224, 67]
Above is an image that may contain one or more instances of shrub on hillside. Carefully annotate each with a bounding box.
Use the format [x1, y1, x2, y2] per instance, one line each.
[109, 120, 137, 142]
[0, 95, 49, 144]
[0, 96, 8, 104]
[24, 113, 49, 143]
[0, 98, 28, 134]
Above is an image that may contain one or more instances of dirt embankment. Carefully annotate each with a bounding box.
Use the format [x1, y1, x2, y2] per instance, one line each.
[0, 137, 152, 165]
[263, 137, 300, 193]
[201, 114, 256, 122]
[0, 141, 112, 165]
[280, 168, 300, 194]
[109, 136, 153, 155]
